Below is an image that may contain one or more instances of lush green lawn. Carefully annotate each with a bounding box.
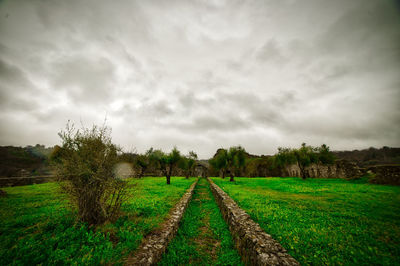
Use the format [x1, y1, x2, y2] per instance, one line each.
[211, 177, 400, 265]
[0, 177, 196, 265]
[160, 178, 243, 266]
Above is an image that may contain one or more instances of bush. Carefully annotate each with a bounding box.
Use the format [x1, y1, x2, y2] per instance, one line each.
[52, 122, 129, 225]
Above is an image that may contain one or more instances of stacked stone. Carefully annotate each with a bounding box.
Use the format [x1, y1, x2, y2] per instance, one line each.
[368, 165, 400, 185]
[208, 178, 299, 266]
[125, 179, 198, 265]
[0, 176, 55, 187]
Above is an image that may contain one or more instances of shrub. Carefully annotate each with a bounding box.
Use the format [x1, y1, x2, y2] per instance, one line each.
[52, 122, 129, 225]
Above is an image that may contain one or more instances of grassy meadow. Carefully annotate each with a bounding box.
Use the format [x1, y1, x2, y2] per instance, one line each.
[212, 177, 400, 265]
[0, 177, 196, 265]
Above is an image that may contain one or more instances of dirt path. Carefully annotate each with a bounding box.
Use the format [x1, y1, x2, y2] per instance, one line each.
[158, 178, 243, 265]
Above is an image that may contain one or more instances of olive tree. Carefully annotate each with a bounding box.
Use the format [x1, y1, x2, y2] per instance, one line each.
[179, 151, 198, 179]
[52, 122, 128, 225]
[149, 147, 182, 184]
[226, 146, 246, 182]
[133, 148, 156, 178]
[209, 148, 228, 179]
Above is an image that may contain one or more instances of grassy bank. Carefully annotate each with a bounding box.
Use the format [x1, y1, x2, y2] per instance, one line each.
[0, 177, 196, 265]
[212, 177, 400, 265]
[159, 178, 243, 265]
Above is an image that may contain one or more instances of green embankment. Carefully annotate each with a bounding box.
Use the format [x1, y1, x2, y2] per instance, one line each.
[212, 177, 400, 265]
[0, 177, 196, 265]
[159, 178, 243, 266]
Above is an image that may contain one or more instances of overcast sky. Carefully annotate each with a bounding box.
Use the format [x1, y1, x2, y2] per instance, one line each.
[0, 0, 399, 158]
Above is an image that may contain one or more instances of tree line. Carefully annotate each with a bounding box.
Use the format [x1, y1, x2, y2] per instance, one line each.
[51, 122, 335, 226]
[209, 143, 335, 180]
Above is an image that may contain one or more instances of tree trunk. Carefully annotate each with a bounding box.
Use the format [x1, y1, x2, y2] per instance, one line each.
[221, 170, 225, 179]
[229, 171, 234, 182]
[298, 163, 306, 179]
[139, 167, 145, 178]
[166, 166, 173, 184]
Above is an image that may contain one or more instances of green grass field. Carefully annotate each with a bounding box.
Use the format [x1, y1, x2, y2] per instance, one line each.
[159, 178, 243, 266]
[212, 177, 400, 265]
[0, 177, 196, 265]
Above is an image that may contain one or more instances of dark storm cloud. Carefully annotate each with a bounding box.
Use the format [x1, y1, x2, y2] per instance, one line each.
[0, 0, 399, 158]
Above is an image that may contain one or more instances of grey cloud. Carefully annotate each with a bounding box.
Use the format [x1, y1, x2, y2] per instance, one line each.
[256, 40, 287, 65]
[0, 0, 399, 158]
[0, 58, 32, 88]
[51, 56, 116, 104]
[173, 114, 250, 133]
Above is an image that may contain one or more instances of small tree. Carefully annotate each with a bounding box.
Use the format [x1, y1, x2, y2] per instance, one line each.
[274, 147, 296, 168]
[149, 147, 182, 184]
[226, 146, 246, 182]
[133, 148, 155, 178]
[52, 122, 128, 225]
[179, 151, 198, 179]
[209, 149, 228, 179]
[292, 143, 318, 179]
[317, 144, 335, 165]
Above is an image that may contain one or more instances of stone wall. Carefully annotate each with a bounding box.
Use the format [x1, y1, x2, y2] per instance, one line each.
[368, 165, 400, 186]
[284, 160, 363, 179]
[0, 176, 55, 187]
[208, 178, 299, 266]
[125, 179, 198, 265]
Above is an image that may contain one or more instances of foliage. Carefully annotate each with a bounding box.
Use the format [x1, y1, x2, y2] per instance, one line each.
[317, 144, 335, 165]
[179, 151, 198, 179]
[0, 177, 196, 265]
[212, 177, 400, 266]
[159, 178, 243, 265]
[209, 149, 228, 179]
[134, 148, 157, 178]
[52, 122, 128, 225]
[148, 147, 182, 184]
[226, 146, 246, 182]
[0, 145, 53, 177]
[273, 143, 335, 179]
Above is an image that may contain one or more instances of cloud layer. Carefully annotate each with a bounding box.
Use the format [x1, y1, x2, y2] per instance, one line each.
[0, 0, 399, 158]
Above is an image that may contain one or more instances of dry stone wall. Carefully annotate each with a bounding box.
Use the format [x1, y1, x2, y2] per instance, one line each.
[125, 179, 198, 265]
[208, 178, 299, 266]
[368, 165, 400, 186]
[284, 160, 362, 179]
[0, 176, 55, 187]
